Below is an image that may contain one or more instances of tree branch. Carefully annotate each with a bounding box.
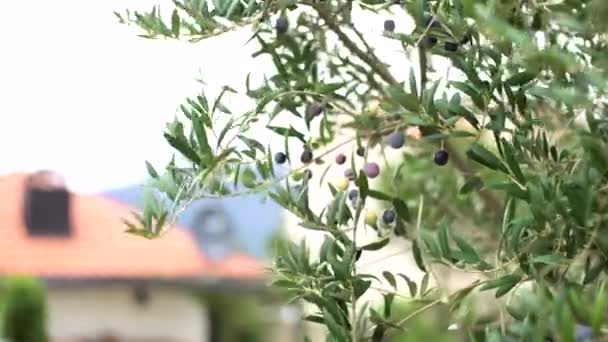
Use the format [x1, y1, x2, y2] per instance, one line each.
[309, 2, 398, 86]
[308, 0, 503, 218]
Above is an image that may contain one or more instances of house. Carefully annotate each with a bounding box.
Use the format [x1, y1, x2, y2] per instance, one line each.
[0, 170, 279, 342]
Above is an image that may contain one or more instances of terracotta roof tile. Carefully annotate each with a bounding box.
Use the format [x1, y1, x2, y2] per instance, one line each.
[0, 173, 265, 280]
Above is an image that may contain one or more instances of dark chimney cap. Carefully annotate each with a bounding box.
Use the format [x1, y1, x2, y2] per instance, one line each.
[23, 171, 71, 237]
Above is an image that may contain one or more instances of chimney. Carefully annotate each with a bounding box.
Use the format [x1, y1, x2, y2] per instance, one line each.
[23, 170, 71, 237]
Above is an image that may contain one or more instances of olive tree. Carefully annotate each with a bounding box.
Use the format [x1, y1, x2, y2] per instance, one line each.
[115, 0, 608, 340]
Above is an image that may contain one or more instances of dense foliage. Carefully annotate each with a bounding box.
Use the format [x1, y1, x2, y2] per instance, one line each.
[198, 291, 280, 342]
[1, 277, 48, 342]
[117, 0, 608, 340]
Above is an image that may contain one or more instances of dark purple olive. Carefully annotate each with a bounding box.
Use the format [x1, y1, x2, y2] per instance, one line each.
[274, 152, 287, 164]
[355, 249, 362, 261]
[348, 189, 359, 202]
[356, 146, 365, 157]
[382, 209, 396, 224]
[460, 31, 472, 45]
[434, 149, 449, 166]
[363, 162, 380, 179]
[301, 149, 313, 164]
[384, 19, 396, 33]
[444, 41, 459, 52]
[275, 16, 289, 34]
[306, 102, 323, 118]
[344, 168, 355, 181]
[386, 132, 405, 149]
[532, 12, 542, 31]
[422, 36, 437, 48]
[335, 153, 347, 165]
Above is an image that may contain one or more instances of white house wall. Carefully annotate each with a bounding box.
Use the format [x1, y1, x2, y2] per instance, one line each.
[47, 286, 208, 342]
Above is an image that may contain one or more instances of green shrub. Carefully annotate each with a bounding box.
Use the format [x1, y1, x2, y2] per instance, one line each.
[200, 293, 269, 342]
[1, 277, 48, 342]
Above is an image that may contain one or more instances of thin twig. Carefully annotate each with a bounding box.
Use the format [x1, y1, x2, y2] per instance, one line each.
[394, 298, 443, 329]
[306, 0, 503, 218]
[306, 1, 398, 86]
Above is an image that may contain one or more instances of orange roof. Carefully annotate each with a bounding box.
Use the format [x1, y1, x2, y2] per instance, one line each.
[0, 173, 265, 280]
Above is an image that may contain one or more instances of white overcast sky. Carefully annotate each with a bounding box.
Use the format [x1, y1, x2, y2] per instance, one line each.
[0, 0, 263, 192]
[0, 1, 451, 193]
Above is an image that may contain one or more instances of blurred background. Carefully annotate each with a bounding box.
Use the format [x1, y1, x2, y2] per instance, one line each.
[0, 1, 304, 341]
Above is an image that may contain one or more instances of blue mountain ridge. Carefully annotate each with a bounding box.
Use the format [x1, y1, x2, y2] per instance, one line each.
[101, 176, 285, 260]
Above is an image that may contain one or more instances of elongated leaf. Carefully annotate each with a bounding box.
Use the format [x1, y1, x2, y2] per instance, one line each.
[397, 273, 418, 297]
[383, 271, 397, 289]
[409, 67, 418, 98]
[353, 278, 372, 300]
[170, 9, 180, 37]
[323, 308, 349, 342]
[240, 168, 257, 188]
[361, 237, 390, 251]
[145, 161, 159, 178]
[460, 176, 483, 194]
[335, 190, 352, 225]
[216, 118, 234, 148]
[584, 261, 605, 285]
[412, 240, 426, 272]
[387, 85, 420, 112]
[369, 308, 401, 329]
[420, 231, 441, 258]
[466, 143, 510, 174]
[562, 182, 592, 227]
[267, 125, 306, 143]
[383, 293, 395, 318]
[506, 71, 537, 86]
[424, 80, 441, 119]
[164, 133, 201, 164]
[501, 139, 526, 183]
[480, 274, 522, 293]
[453, 235, 481, 263]
[367, 190, 392, 201]
[420, 273, 430, 295]
[450, 81, 484, 109]
[448, 282, 479, 311]
[192, 113, 212, 156]
[392, 198, 411, 222]
[531, 254, 567, 266]
[327, 240, 348, 280]
[495, 281, 519, 298]
[254, 90, 281, 114]
[124, 224, 157, 239]
[356, 172, 369, 202]
[316, 82, 344, 94]
[411, 0, 425, 26]
[591, 286, 607, 334]
[304, 315, 325, 324]
[298, 221, 328, 231]
[239, 135, 265, 153]
[557, 305, 575, 342]
[197, 93, 210, 113]
[438, 222, 451, 260]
